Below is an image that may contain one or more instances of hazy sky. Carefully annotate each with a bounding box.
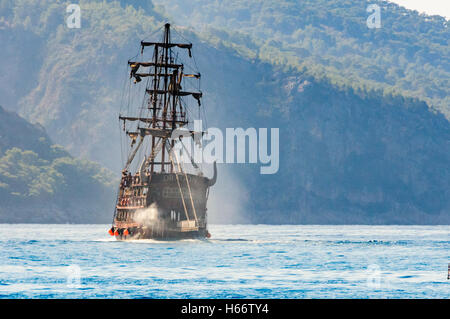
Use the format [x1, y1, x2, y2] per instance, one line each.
[388, 0, 450, 19]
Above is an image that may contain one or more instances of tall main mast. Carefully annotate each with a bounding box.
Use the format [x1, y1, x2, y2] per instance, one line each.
[112, 23, 215, 241]
[120, 23, 202, 174]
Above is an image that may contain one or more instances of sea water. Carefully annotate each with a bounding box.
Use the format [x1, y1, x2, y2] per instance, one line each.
[0, 224, 448, 298]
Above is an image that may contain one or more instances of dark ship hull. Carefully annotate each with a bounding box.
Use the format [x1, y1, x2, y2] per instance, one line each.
[112, 170, 215, 240]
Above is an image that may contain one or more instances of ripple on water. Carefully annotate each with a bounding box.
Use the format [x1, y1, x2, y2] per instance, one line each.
[0, 224, 448, 298]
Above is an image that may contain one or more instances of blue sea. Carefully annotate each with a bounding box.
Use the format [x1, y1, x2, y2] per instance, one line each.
[0, 224, 448, 298]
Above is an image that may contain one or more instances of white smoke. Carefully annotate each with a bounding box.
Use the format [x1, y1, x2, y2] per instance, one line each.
[130, 167, 249, 226]
[207, 164, 250, 224]
[133, 203, 159, 226]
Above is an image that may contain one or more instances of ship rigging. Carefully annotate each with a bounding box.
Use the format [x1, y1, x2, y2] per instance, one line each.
[109, 23, 216, 240]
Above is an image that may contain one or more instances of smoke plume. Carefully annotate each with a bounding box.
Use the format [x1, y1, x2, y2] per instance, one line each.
[207, 164, 250, 224]
[132, 203, 159, 227]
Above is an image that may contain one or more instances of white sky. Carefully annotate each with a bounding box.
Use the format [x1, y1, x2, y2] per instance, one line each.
[387, 0, 450, 19]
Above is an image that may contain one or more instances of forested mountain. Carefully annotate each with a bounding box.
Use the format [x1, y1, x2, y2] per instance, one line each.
[153, 0, 450, 118]
[0, 105, 116, 223]
[0, 0, 448, 224]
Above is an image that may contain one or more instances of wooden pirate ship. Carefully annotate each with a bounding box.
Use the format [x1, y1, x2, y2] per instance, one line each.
[108, 24, 216, 240]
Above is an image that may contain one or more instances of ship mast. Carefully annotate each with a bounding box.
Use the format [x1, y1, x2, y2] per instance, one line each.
[120, 23, 202, 175]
